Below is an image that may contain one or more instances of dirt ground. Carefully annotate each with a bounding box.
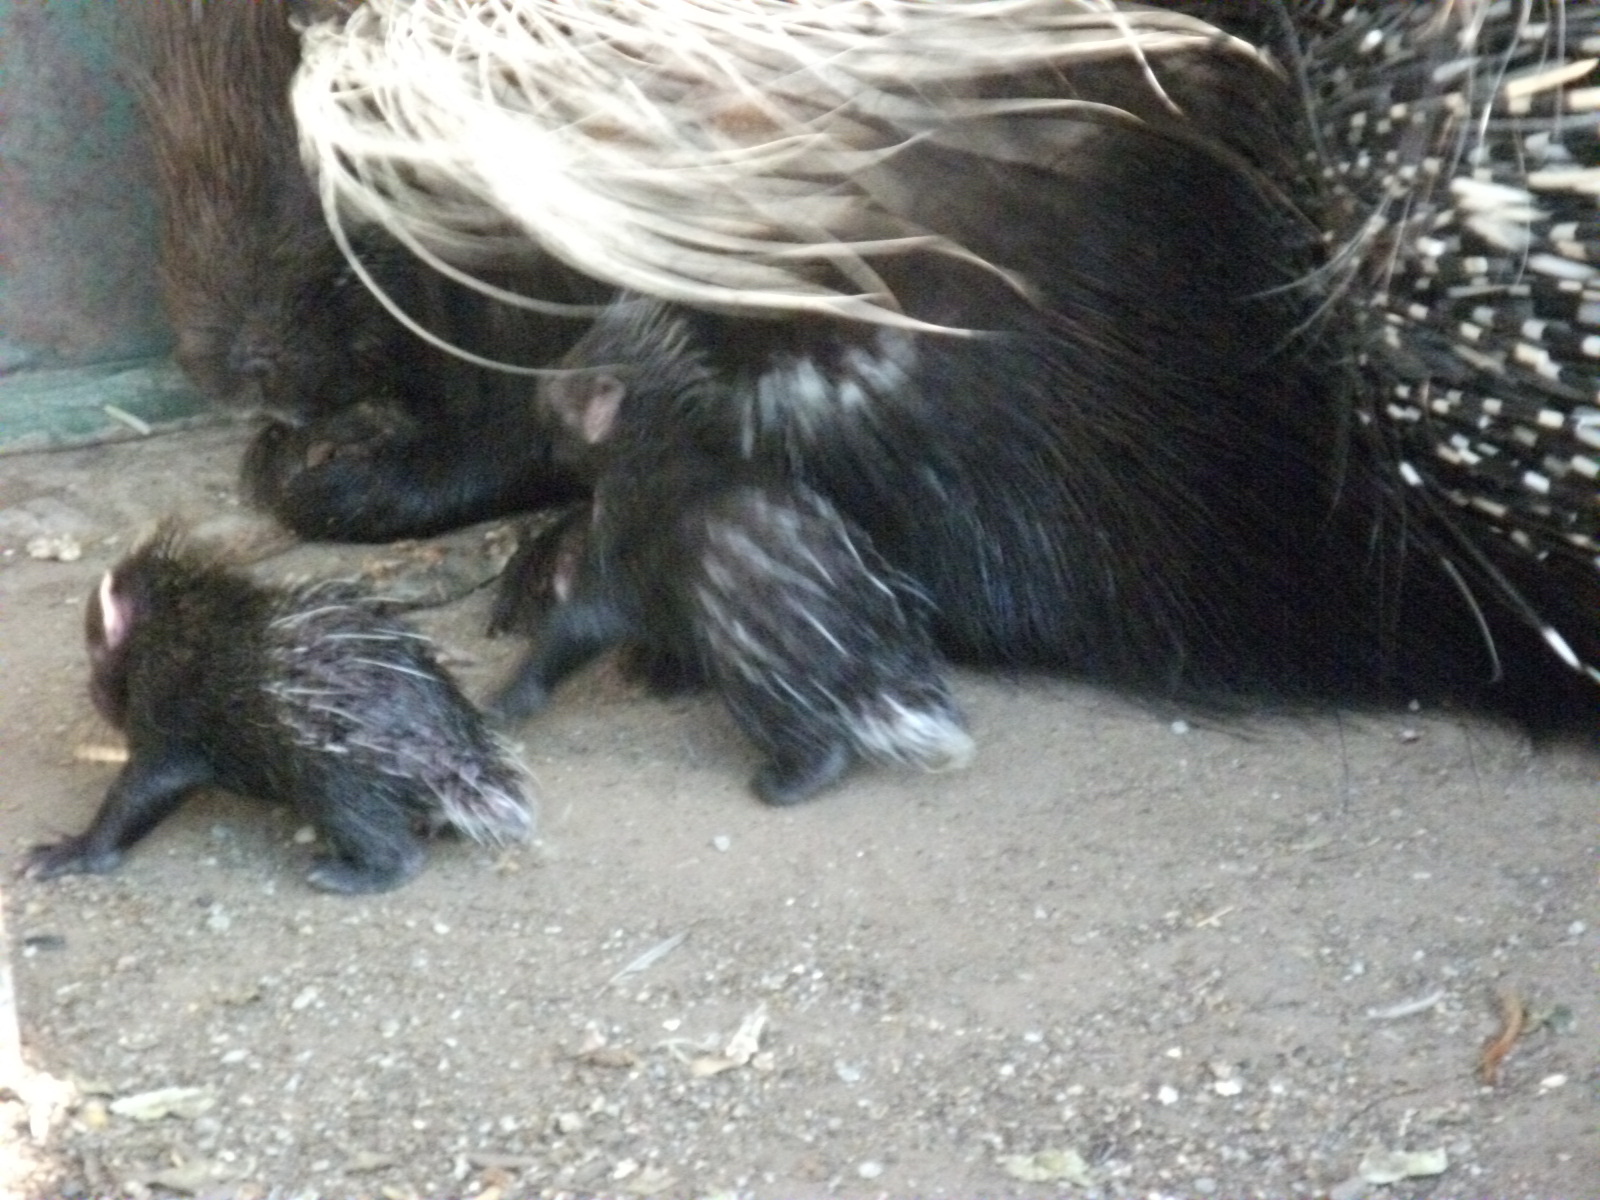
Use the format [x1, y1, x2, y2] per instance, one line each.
[0, 422, 1594, 1200]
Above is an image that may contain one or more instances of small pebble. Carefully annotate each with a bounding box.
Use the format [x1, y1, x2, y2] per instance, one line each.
[26, 534, 82, 562]
[712, 835, 731, 852]
[1328, 1177, 1371, 1200]
[857, 1161, 884, 1180]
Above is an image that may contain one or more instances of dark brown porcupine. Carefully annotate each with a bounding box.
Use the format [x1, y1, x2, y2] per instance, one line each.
[131, 0, 594, 542]
[133, 0, 361, 422]
[25, 524, 535, 893]
[1285, 0, 1600, 702]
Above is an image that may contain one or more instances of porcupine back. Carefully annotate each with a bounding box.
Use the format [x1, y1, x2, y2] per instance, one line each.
[261, 580, 534, 845]
[1295, 0, 1600, 707]
[296, 0, 1600, 722]
[101, 528, 533, 846]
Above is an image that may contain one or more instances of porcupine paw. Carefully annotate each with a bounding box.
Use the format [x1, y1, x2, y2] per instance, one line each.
[22, 835, 123, 881]
[618, 645, 706, 697]
[488, 504, 591, 637]
[487, 670, 551, 723]
[242, 402, 418, 521]
[305, 842, 426, 895]
[751, 743, 852, 807]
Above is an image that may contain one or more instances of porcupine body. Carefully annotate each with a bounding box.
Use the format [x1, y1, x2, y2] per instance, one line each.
[134, 0, 594, 542]
[24, 526, 535, 893]
[1285, 0, 1600, 714]
[296, 2, 1599, 736]
[493, 342, 974, 804]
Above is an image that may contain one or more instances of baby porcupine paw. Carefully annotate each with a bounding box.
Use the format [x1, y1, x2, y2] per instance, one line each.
[22, 836, 123, 881]
[487, 673, 553, 723]
[752, 744, 852, 807]
[305, 844, 427, 895]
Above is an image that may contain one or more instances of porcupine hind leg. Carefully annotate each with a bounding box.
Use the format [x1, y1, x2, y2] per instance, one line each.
[489, 505, 705, 697]
[490, 583, 638, 721]
[692, 486, 974, 806]
[300, 775, 429, 895]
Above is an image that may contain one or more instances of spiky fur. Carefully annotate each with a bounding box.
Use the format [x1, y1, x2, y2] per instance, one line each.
[300, 0, 1594, 730]
[496, 320, 973, 803]
[1287, 0, 1600, 685]
[26, 525, 534, 893]
[495, 464, 972, 805]
[291, 0, 1283, 325]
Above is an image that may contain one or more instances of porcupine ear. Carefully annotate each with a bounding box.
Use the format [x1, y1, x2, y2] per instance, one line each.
[579, 376, 625, 445]
[544, 372, 626, 445]
[92, 571, 132, 651]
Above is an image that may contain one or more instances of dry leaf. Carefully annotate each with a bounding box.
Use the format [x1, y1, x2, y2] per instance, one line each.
[109, 1086, 215, 1121]
[998, 1148, 1094, 1185]
[1358, 1147, 1449, 1183]
[1478, 990, 1526, 1085]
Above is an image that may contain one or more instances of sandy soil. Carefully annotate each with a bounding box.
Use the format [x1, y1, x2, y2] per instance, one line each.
[0, 423, 1594, 1200]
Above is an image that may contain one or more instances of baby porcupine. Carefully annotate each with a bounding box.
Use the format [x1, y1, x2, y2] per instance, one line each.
[492, 301, 975, 805]
[25, 525, 534, 893]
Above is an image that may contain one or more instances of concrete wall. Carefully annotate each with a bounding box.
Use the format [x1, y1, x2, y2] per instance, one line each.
[0, 0, 198, 449]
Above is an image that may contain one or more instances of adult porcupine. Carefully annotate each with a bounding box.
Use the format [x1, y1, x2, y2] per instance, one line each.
[132, 0, 595, 542]
[493, 320, 974, 804]
[24, 525, 535, 893]
[1289, 0, 1600, 697]
[294, 1, 1599, 737]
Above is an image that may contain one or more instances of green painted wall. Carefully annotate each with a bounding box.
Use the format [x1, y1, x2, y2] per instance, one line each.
[0, 0, 201, 449]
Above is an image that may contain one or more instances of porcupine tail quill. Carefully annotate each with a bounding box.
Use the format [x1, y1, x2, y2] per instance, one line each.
[1292, 0, 1600, 703]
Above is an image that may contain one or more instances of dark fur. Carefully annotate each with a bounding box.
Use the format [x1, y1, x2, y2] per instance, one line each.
[493, 363, 970, 804]
[487, 503, 592, 638]
[25, 528, 532, 893]
[135, 0, 374, 424]
[134, 0, 594, 542]
[486, 32, 1597, 728]
[493, 462, 969, 804]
